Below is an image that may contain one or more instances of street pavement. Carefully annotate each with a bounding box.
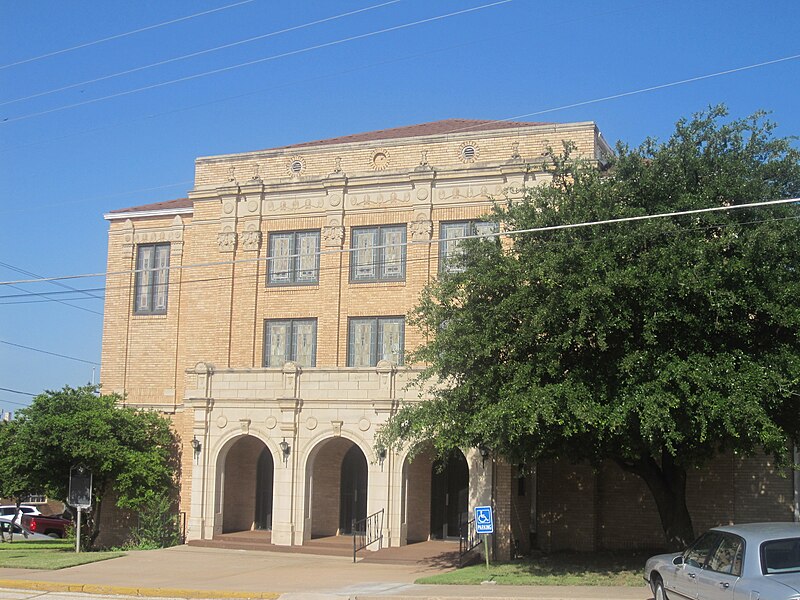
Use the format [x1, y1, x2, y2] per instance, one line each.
[0, 545, 652, 600]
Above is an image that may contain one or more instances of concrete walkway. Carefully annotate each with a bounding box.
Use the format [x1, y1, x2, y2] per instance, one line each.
[0, 545, 652, 600]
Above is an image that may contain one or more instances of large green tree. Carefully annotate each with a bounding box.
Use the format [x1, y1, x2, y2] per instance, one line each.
[380, 107, 800, 548]
[0, 385, 179, 547]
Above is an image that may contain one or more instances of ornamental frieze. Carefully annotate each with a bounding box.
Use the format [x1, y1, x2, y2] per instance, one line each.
[265, 196, 325, 212]
[349, 191, 411, 207]
[437, 185, 494, 202]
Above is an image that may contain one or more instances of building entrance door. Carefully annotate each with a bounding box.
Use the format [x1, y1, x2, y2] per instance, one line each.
[255, 447, 273, 530]
[430, 451, 468, 539]
[339, 444, 367, 534]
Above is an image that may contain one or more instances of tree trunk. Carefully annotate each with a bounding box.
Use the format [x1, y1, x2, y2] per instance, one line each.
[616, 450, 695, 549]
[89, 495, 103, 549]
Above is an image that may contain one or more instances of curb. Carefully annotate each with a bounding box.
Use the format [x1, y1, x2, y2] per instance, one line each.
[0, 580, 280, 599]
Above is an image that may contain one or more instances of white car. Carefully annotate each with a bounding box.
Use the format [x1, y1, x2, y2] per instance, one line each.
[0, 505, 41, 517]
[645, 522, 800, 600]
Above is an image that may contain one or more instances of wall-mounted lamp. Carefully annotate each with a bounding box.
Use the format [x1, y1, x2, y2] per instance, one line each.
[478, 444, 490, 467]
[191, 435, 202, 456]
[279, 438, 291, 464]
[376, 446, 387, 469]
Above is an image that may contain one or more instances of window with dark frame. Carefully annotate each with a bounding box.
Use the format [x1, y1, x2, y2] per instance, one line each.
[263, 319, 317, 367]
[134, 243, 170, 314]
[268, 230, 320, 285]
[350, 225, 406, 282]
[347, 317, 404, 366]
[439, 220, 498, 274]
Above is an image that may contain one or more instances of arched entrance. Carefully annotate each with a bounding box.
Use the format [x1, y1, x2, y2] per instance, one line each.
[403, 446, 469, 542]
[221, 436, 274, 533]
[306, 437, 368, 538]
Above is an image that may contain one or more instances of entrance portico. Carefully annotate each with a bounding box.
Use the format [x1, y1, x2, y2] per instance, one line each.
[185, 361, 494, 551]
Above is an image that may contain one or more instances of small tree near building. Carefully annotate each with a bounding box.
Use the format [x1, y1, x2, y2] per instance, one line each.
[0, 419, 39, 541]
[3, 385, 179, 548]
[379, 107, 800, 549]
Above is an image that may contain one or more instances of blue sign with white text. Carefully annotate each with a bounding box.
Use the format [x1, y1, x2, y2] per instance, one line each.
[474, 505, 494, 534]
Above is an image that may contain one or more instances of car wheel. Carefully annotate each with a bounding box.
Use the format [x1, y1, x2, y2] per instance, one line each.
[652, 576, 669, 600]
[47, 532, 61, 539]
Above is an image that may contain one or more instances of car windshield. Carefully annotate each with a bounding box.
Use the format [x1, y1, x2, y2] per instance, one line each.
[761, 538, 800, 574]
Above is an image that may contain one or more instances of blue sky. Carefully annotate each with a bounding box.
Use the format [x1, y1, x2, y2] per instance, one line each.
[1, 0, 799, 413]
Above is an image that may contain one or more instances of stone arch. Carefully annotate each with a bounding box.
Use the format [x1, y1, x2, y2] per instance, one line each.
[401, 443, 470, 542]
[212, 432, 278, 534]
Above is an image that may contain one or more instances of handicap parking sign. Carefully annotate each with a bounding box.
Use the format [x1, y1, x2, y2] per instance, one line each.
[474, 505, 494, 534]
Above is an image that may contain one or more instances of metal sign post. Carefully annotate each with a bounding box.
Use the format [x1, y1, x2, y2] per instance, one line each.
[474, 505, 494, 569]
[68, 465, 92, 553]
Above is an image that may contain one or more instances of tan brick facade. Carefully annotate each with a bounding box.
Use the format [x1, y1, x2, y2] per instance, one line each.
[100, 119, 794, 554]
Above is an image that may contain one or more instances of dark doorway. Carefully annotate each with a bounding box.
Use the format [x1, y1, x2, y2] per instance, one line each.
[430, 451, 469, 539]
[255, 447, 274, 530]
[339, 444, 368, 534]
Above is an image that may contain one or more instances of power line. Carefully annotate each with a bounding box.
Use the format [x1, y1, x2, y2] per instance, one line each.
[0, 196, 797, 288]
[2, 0, 514, 124]
[0, 4, 641, 155]
[2, 180, 193, 215]
[0, 0, 258, 71]
[0, 340, 100, 366]
[0, 262, 103, 316]
[2, 210, 797, 308]
[0, 387, 35, 397]
[0, 0, 403, 108]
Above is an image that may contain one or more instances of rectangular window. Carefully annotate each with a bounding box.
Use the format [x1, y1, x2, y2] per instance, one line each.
[268, 230, 320, 285]
[439, 220, 498, 273]
[134, 243, 170, 314]
[264, 319, 317, 367]
[350, 225, 406, 282]
[347, 317, 404, 366]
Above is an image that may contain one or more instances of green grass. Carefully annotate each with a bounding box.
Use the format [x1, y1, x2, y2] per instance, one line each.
[0, 539, 124, 569]
[416, 551, 650, 586]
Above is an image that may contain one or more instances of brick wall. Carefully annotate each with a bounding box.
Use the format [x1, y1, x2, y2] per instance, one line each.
[536, 453, 796, 552]
[404, 448, 434, 542]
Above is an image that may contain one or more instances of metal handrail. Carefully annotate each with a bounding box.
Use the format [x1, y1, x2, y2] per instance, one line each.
[352, 508, 384, 562]
[459, 517, 480, 557]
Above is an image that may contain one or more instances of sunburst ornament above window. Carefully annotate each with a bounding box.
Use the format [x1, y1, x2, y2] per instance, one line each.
[459, 142, 479, 163]
[287, 156, 306, 176]
[371, 149, 390, 170]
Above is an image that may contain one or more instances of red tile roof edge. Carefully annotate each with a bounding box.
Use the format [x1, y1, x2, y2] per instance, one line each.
[107, 197, 192, 215]
[265, 118, 553, 152]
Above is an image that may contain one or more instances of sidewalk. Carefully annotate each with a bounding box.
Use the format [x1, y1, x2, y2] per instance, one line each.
[0, 545, 651, 600]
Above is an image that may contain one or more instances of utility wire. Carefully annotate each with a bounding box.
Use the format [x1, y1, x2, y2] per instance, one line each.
[0, 262, 103, 315]
[0, 387, 35, 397]
[0, 0, 403, 108]
[2, 212, 797, 308]
[427, 54, 800, 138]
[0, 0, 258, 71]
[0, 340, 100, 366]
[0, 196, 797, 287]
[2, 0, 514, 124]
[0, 4, 641, 155]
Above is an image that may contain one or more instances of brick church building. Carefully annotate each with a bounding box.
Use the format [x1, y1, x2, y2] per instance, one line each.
[100, 119, 797, 555]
